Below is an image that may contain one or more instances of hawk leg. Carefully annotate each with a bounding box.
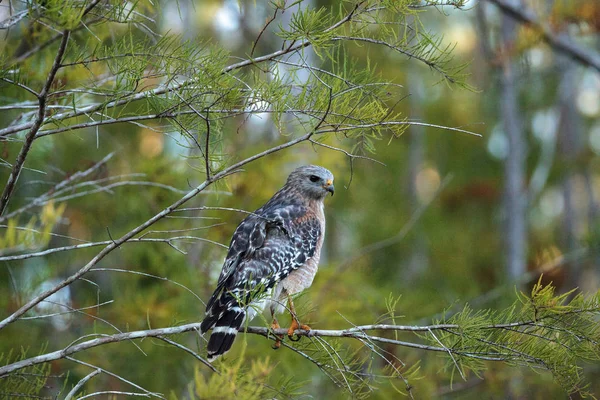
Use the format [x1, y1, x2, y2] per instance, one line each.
[286, 295, 310, 341]
[270, 317, 283, 350]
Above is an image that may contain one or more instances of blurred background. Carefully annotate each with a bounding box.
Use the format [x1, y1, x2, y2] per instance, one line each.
[1, 0, 599, 398]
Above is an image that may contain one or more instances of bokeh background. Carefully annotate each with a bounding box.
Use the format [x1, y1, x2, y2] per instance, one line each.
[1, 0, 599, 398]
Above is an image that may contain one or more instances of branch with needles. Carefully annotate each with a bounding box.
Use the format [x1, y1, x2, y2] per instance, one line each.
[0, 315, 591, 378]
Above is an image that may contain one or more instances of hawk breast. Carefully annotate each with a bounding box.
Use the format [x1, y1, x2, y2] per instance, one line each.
[281, 200, 325, 295]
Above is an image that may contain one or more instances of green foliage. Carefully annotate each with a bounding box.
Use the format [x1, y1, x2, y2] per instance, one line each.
[0, 202, 65, 256]
[428, 279, 600, 397]
[0, 347, 54, 399]
[181, 344, 303, 399]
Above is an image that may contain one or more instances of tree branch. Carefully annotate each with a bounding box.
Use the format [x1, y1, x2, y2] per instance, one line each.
[65, 357, 164, 399]
[0, 9, 30, 30]
[484, 0, 600, 72]
[0, 30, 71, 216]
[64, 368, 102, 400]
[0, 236, 227, 261]
[0, 152, 114, 223]
[0, 319, 564, 377]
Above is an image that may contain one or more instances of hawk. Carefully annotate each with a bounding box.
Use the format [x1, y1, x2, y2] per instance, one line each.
[200, 165, 334, 361]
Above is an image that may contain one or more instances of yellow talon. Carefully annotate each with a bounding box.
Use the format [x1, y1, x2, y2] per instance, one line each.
[271, 318, 283, 349]
[287, 319, 311, 341]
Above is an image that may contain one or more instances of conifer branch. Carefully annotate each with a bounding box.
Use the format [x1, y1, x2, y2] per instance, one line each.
[1, 301, 597, 389]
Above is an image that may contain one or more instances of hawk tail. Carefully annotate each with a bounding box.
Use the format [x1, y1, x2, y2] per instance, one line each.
[203, 306, 245, 362]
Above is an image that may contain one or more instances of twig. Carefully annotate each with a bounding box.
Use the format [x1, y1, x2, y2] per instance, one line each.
[0, 30, 71, 216]
[65, 357, 164, 399]
[250, 5, 280, 57]
[25, 107, 391, 139]
[64, 369, 102, 400]
[0, 78, 39, 97]
[0, 236, 227, 261]
[89, 268, 207, 306]
[429, 328, 466, 380]
[308, 139, 385, 189]
[204, 109, 211, 179]
[316, 121, 482, 138]
[0, 323, 200, 377]
[20, 300, 114, 320]
[0, 9, 30, 29]
[0, 152, 115, 223]
[155, 336, 216, 372]
[246, 327, 350, 389]
[11, 7, 103, 64]
[77, 391, 151, 399]
[45, 180, 190, 202]
[312, 336, 354, 394]
[484, 0, 600, 72]
[332, 36, 456, 83]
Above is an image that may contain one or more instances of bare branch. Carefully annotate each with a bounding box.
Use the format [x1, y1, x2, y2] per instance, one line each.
[250, 5, 280, 57]
[316, 121, 482, 138]
[0, 152, 115, 223]
[77, 391, 152, 399]
[20, 300, 114, 320]
[64, 369, 102, 400]
[0, 8, 30, 29]
[89, 267, 207, 306]
[0, 30, 71, 216]
[155, 336, 216, 373]
[65, 357, 164, 399]
[0, 78, 39, 97]
[484, 0, 600, 72]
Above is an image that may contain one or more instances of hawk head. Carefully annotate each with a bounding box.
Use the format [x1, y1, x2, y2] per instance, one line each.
[286, 165, 334, 200]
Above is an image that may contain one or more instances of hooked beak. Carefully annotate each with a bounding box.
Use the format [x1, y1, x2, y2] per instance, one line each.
[324, 179, 334, 196]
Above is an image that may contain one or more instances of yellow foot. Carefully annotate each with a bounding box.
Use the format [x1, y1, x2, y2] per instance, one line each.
[287, 319, 311, 341]
[271, 319, 283, 350]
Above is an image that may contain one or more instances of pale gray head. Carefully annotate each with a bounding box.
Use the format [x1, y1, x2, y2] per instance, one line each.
[286, 165, 334, 200]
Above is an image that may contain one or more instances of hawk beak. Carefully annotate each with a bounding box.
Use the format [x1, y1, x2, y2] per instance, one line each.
[324, 180, 334, 196]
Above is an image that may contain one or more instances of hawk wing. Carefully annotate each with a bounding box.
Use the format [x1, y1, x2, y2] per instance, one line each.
[201, 202, 321, 332]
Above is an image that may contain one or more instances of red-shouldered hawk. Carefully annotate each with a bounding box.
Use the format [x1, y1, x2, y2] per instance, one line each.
[200, 165, 334, 361]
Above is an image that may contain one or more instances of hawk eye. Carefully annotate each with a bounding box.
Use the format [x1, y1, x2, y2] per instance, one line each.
[309, 175, 320, 183]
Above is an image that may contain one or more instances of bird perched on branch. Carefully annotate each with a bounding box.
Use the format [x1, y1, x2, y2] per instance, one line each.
[200, 165, 334, 361]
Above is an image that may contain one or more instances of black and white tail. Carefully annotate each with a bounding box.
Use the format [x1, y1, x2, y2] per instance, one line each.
[201, 302, 245, 362]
